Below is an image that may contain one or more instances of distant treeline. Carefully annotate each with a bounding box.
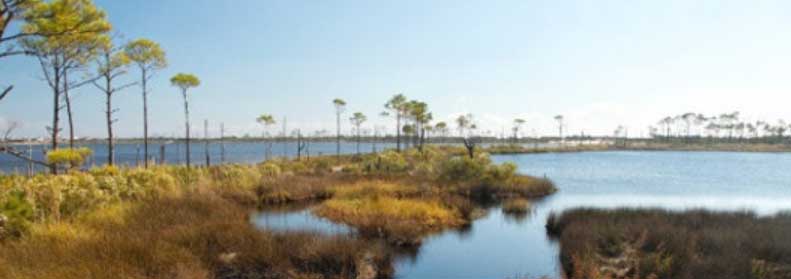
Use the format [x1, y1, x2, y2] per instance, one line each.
[649, 111, 791, 144]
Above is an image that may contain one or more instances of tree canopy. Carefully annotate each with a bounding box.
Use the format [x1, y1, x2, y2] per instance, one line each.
[125, 38, 166, 72]
[170, 73, 200, 91]
[256, 114, 275, 126]
[21, 0, 110, 62]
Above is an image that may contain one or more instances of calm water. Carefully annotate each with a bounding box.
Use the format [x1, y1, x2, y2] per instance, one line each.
[255, 151, 791, 278]
[0, 141, 396, 173]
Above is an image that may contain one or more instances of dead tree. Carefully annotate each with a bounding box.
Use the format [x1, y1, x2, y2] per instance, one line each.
[296, 130, 307, 160]
[1, 122, 52, 170]
[462, 137, 478, 158]
[92, 44, 135, 165]
[0, 86, 12, 102]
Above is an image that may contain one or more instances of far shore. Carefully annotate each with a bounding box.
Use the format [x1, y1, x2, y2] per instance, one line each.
[7, 137, 791, 154]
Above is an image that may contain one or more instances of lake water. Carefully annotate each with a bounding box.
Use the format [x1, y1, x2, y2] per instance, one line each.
[0, 141, 396, 173]
[255, 151, 791, 278]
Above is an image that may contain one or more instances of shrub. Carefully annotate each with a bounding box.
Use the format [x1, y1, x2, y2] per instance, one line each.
[0, 191, 34, 239]
[47, 148, 93, 170]
[483, 162, 517, 185]
[363, 150, 408, 174]
[438, 154, 489, 182]
[125, 167, 180, 199]
[58, 173, 109, 217]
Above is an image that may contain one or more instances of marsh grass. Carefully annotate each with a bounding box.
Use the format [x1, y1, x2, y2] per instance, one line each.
[546, 209, 791, 279]
[0, 192, 393, 279]
[315, 196, 465, 246]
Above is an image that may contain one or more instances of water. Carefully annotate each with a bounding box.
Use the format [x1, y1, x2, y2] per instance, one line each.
[0, 141, 395, 173]
[252, 151, 791, 278]
[250, 204, 354, 235]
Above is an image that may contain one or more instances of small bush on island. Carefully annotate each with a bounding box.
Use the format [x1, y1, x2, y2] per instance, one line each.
[546, 209, 791, 279]
[501, 198, 530, 214]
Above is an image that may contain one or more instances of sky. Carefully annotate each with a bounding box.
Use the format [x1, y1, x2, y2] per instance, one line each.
[3, 0, 791, 138]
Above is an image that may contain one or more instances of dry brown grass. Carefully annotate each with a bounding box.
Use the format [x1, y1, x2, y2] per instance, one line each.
[0, 191, 393, 279]
[314, 194, 466, 246]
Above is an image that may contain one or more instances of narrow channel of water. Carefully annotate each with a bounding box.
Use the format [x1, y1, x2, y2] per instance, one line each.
[253, 151, 791, 279]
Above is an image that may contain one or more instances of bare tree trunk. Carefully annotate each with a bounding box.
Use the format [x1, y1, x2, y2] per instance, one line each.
[372, 130, 378, 153]
[141, 70, 150, 168]
[396, 114, 401, 152]
[336, 112, 341, 158]
[0, 85, 12, 102]
[159, 144, 165, 165]
[355, 125, 360, 155]
[220, 123, 225, 163]
[182, 89, 191, 167]
[50, 67, 61, 174]
[106, 89, 114, 165]
[419, 127, 425, 151]
[463, 138, 476, 158]
[64, 71, 75, 149]
[204, 119, 210, 167]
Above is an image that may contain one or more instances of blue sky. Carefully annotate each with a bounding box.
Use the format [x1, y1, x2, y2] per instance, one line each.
[3, 0, 791, 138]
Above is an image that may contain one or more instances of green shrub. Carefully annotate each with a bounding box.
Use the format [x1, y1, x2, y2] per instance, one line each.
[438, 154, 489, 182]
[0, 191, 34, 239]
[58, 173, 109, 217]
[125, 168, 180, 199]
[46, 148, 93, 170]
[363, 150, 409, 174]
[483, 162, 517, 185]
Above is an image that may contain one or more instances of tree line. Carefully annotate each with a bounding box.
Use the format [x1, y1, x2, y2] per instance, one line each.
[649, 111, 791, 143]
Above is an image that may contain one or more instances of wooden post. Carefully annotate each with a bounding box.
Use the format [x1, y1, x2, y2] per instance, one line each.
[160, 144, 166, 165]
[135, 145, 141, 167]
[27, 141, 33, 177]
[282, 117, 287, 157]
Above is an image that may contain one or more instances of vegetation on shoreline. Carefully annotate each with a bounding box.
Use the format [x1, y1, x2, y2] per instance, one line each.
[546, 209, 791, 279]
[0, 146, 555, 278]
[482, 142, 791, 155]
